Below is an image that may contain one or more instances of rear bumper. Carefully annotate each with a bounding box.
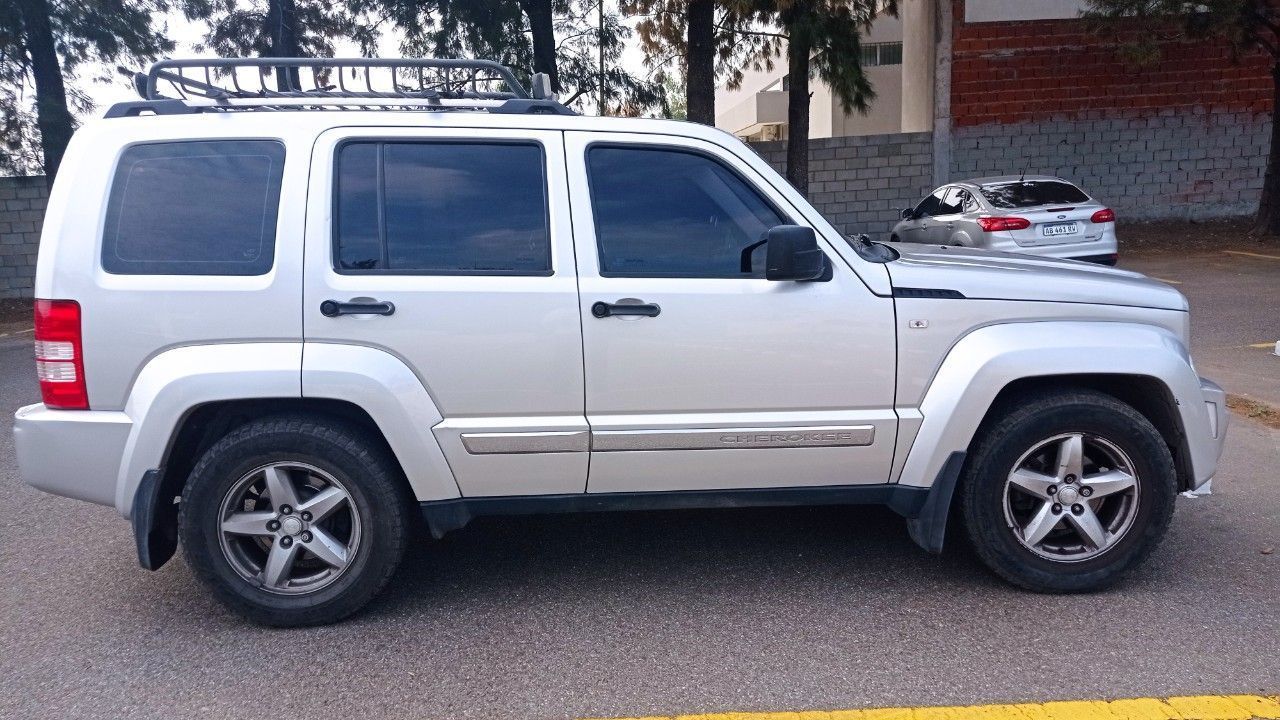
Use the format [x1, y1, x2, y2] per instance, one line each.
[12, 403, 131, 508]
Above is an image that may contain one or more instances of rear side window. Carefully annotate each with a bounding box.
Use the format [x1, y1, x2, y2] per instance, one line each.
[980, 181, 1089, 209]
[102, 140, 285, 275]
[334, 141, 551, 275]
[587, 146, 786, 277]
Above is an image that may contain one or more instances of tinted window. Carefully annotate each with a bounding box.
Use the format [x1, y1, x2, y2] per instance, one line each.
[915, 189, 946, 217]
[102, 140, 284, 275]
[938, 188, 964, 214]
[588, 146, 786, 277]
[335, 141, 551, 274]
[979, 181, 1090, 209]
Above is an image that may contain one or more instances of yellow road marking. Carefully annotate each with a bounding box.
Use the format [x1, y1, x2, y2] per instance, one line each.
[1152, 278, 1183, 285]
[592, 695, 1280, 720]
[1248, 342, 1276, 349]
[1224, 249, 1280, 261]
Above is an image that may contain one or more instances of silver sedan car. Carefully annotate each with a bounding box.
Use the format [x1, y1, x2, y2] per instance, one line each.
[891, 175, 1118, 265]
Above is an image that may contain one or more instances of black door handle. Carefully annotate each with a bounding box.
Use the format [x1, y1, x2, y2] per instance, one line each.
[591, 301, 661, 318]
[320, 300, 396, 317]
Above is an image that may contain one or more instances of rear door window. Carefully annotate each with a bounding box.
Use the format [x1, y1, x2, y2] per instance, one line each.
[333, 141, 551, 275]
[938, 188, 965, 215]
[979, 181, 1089, 209]
[102, 140, 285, 276]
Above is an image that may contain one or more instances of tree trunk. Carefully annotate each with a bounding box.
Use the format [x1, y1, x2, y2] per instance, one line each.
[17, 0, 73, 185]
[784, 18, 812, 197]
[685, 0, 715, 125]
[267, 0, 302, 90]
[519, 0, 560, 91]
[1252, 61, 1280, 239]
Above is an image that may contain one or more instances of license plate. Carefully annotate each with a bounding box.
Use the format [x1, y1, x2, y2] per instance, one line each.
[1042, 222, 1079, 237]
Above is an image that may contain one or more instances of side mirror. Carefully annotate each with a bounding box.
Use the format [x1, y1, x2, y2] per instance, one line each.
[900, 208, 915, 220]
[740, 225, 825, 281]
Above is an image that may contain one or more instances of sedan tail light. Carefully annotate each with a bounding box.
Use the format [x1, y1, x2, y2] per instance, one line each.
[976, 217, 1032, 232]
[34, 299, 88, 410]
[1091, 208, 1115, 223]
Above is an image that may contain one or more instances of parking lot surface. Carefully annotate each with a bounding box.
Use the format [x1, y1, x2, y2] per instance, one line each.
[1123, 248, 1280, 408]
[2, 244, 1279, 719]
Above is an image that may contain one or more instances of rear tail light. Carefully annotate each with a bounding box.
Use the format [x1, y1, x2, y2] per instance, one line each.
[1091, 208, 1115, 223]
[34, 299, 88, 410]
[976, 217, 1031, 232]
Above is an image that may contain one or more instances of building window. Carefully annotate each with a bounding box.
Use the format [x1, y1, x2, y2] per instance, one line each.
[860, 42, 903, 67]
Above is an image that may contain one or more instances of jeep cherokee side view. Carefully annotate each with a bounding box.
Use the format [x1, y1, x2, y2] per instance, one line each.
[13, 59, 1228, 626]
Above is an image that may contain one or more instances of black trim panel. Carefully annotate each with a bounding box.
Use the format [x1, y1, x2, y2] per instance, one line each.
[892, 287, 966, 299]
[132, 469, 178, 571]
[420, 483, 931, 539]
[905, 451, 967, 554]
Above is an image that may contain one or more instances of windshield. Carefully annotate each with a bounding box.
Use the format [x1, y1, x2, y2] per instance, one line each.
[979, 181, 1089, 209]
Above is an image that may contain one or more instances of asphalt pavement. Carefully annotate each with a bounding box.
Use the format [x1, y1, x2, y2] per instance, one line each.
[1, 277, 1277, 719]
[1123, 249, 1280, 408]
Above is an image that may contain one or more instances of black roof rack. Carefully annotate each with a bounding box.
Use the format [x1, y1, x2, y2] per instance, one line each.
[105, 57, 575, 118]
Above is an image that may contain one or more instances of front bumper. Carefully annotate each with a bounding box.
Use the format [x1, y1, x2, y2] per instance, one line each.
[13, 404, 132, 507]
[1193, 377, 1229, 490]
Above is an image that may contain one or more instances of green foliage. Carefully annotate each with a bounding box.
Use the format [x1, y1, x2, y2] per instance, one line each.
[769, 0, 891, 114]
[362, 0, 666, 114]
[624, 0, 766, 84]
[0, 0, 173, 174]
[661, 70, 687, 118]
[181, 0, 363, 58]
[1083, 0, 1280, 63]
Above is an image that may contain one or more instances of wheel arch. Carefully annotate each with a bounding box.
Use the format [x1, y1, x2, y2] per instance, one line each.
[136, 398, 406, 571]
[980, 374, 1193, 492]
[896, 321, 1210, 495]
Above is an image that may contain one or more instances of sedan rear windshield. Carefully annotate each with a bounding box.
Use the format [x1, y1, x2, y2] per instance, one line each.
[979, 181, 1089, 209]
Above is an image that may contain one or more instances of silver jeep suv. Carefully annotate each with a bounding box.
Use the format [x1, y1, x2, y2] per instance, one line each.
[13, 58, 1227, 626]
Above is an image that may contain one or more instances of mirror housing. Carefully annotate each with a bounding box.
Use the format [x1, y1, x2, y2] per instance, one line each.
[747, 225, 825, 281]
[900, 207, 915, 220]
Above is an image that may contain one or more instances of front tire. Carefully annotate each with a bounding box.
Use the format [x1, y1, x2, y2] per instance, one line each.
[180, 415, 414, 626]
[959, 390, 1176, 592]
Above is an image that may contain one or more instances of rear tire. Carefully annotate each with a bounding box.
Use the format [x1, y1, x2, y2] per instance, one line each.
[959, 390, 1176, 592]
[179, 415, 414, 626]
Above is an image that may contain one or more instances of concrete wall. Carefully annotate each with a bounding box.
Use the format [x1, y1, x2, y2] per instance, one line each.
[0, 176, 46, 299]
[751, 132, 935, 238]
[950, 109, 1270, 219]
[944, 0, 1272, 221]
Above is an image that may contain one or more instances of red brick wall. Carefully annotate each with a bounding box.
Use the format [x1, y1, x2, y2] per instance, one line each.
[950, 0, 1273, 127]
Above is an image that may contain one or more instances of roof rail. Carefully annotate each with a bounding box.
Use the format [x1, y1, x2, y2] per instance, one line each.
[106, 57, 576, 118]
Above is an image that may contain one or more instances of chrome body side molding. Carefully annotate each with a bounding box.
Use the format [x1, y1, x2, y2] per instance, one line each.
[591, 425, 875, 452]
[460, 430, 590, 455]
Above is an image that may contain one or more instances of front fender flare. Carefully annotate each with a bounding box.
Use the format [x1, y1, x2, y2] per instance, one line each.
[896, 321, 1210, 490]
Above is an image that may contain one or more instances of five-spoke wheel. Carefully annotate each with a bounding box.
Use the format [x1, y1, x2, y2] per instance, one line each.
[1003, 433, 1139, 562]
[960, 390, 1177, 592]
[218, 462, 362, 594]
[181, 416, 415, 626]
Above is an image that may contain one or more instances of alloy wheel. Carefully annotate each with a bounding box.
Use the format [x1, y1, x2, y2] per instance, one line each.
[217, 462, 362, 594]
[1002, 432, 1140, 562]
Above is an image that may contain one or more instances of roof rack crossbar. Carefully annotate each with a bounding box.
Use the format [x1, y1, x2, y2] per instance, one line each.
[142, 58, 532, 102]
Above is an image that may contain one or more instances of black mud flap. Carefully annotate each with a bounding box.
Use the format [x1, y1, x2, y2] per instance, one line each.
[132, 469, 179, 571]
[905, 451, 966, 555]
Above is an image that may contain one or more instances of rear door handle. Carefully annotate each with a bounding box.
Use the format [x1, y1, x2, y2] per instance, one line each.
[320, 299, 396, 317]
[591, 301, 661, 318]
